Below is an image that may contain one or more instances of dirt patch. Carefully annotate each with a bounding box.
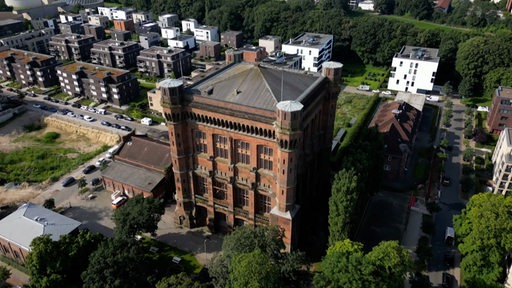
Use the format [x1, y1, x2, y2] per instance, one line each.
[0, 183, 43, 206]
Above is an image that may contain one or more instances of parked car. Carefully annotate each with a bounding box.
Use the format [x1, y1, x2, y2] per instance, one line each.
[90, 178, 101, 186]
[82, 165, 96, 174]
[101, 121, 111, 127]
[32, 104, 41, 109]
[71, 103, 81, 108]
[61, 176, 76, 187]
[442, 176, 451, 186]
[111, 196, 128, 209]
[120, 125, 132, 131]
[43, 96, 51, 101]
[382, 90, 393, 95]
[83, 115, 94, 122]
[88, 107, 96, 113]
[122, 115, 133, 121]
[27, 92, 36, 97]
[95, 157, 106, 166]
[111, 123, 121, 129]
[372, 89, 380, 93]
[80, 105, 88, 110]
[67, 112, 76, 117]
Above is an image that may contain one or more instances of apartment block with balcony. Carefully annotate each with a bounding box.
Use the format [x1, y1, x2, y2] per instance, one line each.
[492, 128, 512, 195]
[112, 8, 135, 20]
[133, 11, 152, 23]
[87, 14, 109, 27]
[0, 28, 55, 54]
[0, 19, 25, 38]
[111, 30, 131, 42]
[30, 18, 58, 32]
[194, 25, 219, 42]
[161, 27, 180, 40]
[259, 35, 281, 54]
[83, 24, 106, 41]
[59, 21, 84, 35]
[155, 61, 342, 251]
[60, 14, 83, 24]
[181, 18, 198, 33]
[56, 61, 139, 106]
[97, 7, 118, 20]
[137, 46, 191, 79]
[114, 19, 135, 32]
[0, 48, 59, 87]
[281, 32, 333, 73]
[387, 46, 440, 94]
[487, 87, 512, 134]
[90, 39, 142, 69]
[49, 33, 96, 62]
[158, 14, 179, 28]
[139, 32, 160, 49]
[168, 35, 196, 50]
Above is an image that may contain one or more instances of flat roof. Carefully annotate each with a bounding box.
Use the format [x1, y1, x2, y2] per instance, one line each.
[0, 48, 52, 62]
[283, 32, 333, 48]
[395, 46, 440, 63]
[496, 86, 512, 99]
[93, 39, 139, 47]
[395, 92, 426, 112]
[57, 61, 129, 77]
[101, 161, 165, 192]
[140, 45, 185, 55]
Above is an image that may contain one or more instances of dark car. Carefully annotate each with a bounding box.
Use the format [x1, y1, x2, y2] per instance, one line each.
[43, 96, 51, 101]
[100, 121, 111, 127]
[120, 125, 132, 131]
[122, 115, 133, 121]
[47, 107, 57, 113]
[91, 178, 101, 186]
[112, 123, 121, 129]
[61, 176, 76, 187]
[71, 103, 81, 108]
[442, 176, 451, 186]
[82, 165, 96, 174]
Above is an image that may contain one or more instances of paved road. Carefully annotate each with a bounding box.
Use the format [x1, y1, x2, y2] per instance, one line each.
[428, 100, 466, 287]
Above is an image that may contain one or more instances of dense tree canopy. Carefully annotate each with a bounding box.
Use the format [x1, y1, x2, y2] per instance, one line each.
[328, 168, 359, 244]
[454, 193, 512, 287]
[313, 239, 412, 288]
[229, 250, 279, 288]
[156, 272, 206, 288]
[26, 231, 105, 288]
[112, 194, 165, 239]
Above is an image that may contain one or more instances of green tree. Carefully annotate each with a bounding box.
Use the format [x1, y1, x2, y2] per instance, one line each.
[77, 177, 87, 190]
[229, 250, 279, 288]
[43, 198, 55, 210]
[409, 0, 433, 20]
[26, 231, 104, 288]
[112, 195, 165, 239]
[82, 238, 151, 288]
[454, 193, 512, 286]
[484, 67, 512, 98]
[442, 82, 453, 96]
[156, 272, 206, 288]
[373, 0, 395, 14]
[328, 168, 359, 245]
[0, 266, 11, 286]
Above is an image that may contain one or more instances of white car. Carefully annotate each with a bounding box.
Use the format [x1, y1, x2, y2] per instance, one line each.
[88, 107, 96, 113]
[80, 105, 88, 110]
[83, 115, 94, 122]
[381, 91, 393, 95]
[95, 157, 106, 166]
[67, 112, 76, 117]
[372, 89, 380, 93]
[32, 104, 41, 108]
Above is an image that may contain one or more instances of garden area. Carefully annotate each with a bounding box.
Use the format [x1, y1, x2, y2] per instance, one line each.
[339, 50, 388, 90]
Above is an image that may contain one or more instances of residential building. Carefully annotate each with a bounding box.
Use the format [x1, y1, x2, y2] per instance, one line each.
[241, 45, 267, 63]
[56, 61, 139, 106]
[194, 25, 219, 42]
[114, 19, 135, 32]
[492, 127, 512, 195]
[259, 35, 281, 54]
[112, 8, 135, 20]
[198, 41, 220, 60]
[434, 0, 451, 13]
[87, 14, 109, 27]
[158, 14, 179, 28]
[102, 135, 172, 199]
[387, 46, 440, 94]
[221, 30, 243, 48]
[358, 0, 374, 10]
[139, 32, 160, 49]
[90, 39, 141, 69]
[110, 29, 131, 41]
[137, 45, 191, 78]
[79, 8, 97, 22]
[261, 51, 302, 70]
[31, 18, 58, 32]
[487, 86, 512, 134]
[507, 0, 512, 12]
[181, 18, 198, 33]
[161, 27, 180, 39]
[281, 32, 333, 72]
[136, 21, 160, 34]
[83, 24, 106, 40]
[97, 6, 118, 20]
[132, 11, 152, 23]
[369, 100, 421, 179]
[0, 203, 81, 264]
[0, 48, 60, 87]
[59, 13, 83, 23]
[157, 61, 342, 250]
[0, 28, 55, 54]
[0, 19, 24, 37]
[59, 21, 84, 34]
[49, 33, 96, 61]
[168, 34, 195, 50]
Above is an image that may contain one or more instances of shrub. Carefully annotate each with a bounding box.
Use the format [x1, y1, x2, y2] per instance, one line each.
[23, 123, 43, 132]
[41, 132, 60, 143]
[43, 198, 55, 210]
[462, 164, 474, 175]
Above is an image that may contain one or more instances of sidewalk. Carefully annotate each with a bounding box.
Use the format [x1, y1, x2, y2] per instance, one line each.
[0, 261, 29, 287]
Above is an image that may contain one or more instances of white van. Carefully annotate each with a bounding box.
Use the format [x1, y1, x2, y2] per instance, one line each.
[445, 227, 455, 246]
[141, 117, 153, 126]
[96, 108, 106, 115]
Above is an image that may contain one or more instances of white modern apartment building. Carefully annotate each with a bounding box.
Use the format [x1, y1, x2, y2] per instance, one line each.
[281, 32, 333, 72]
[132, 11, 152, 23]
[112, 8, 134, 20]
[168, 35, 195, 49]
[161, 27, 180, 39]
[194, 25, 219, 42]
[88, 14, 109, 27]
[387, 46, 440, 94]
[492, 128, 512, 195]
[181, 18, 198, 33]
[97, 7, 117, 20]
[259, 35, 281, 54]
[158, 14, 179, 28]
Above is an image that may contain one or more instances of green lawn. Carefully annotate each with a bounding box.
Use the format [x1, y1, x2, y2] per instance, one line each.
[461, 96, 491, 107]
[104, 1, 122, 7]
[340, 50, 388, 89]
[141, 237, 203, 274]
[381, 15, 470, 32]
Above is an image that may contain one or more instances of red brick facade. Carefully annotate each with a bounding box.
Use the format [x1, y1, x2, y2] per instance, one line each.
[0, 236, 29, 264]
[162, 62, 342, 250]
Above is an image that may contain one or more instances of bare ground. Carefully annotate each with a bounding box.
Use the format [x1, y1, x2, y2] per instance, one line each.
[0, 111, 111, 205]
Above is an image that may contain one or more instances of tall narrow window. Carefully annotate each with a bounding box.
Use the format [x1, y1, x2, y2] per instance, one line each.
[236, 140, 250, 165]
[214, 135, 229, 159]
[194, 175, 208, 196]
[256, 193, 271, 214]
[194, 130, 207, 153]
[258, 146, 273, 170]
[213, 179, 227, 200]
[234, 187, 249, 207]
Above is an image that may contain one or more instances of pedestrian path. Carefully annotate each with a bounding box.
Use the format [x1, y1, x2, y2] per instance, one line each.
[0, 261, 29, 287]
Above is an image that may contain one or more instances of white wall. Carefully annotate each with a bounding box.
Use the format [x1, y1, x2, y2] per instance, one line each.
[169, 37, 195, 49]
[387, 57, 439, 93]
[161, 27, 180, 39]
[194, 27, 218, 42]
[281, 36, 332, 73]
[181, 19, 198, 33]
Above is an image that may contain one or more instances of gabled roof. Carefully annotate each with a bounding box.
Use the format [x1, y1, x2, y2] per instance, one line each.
[116, 135, 171, 171]
[369, 101, 421, 143]
[101, 161, 165, 192]
[192, 62, 323, 111]
[0, 203, 80, 250]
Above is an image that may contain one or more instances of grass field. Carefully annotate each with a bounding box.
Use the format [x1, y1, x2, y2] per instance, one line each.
[461, 96, 492, 107]
[381, 15, 470, 32]
[340, 50, 388, 89]
[104, 1, 122, 7]
[141, 237, 202, 274]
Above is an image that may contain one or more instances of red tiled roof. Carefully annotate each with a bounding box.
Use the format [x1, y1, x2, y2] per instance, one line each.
[369, 101, 420, 144]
